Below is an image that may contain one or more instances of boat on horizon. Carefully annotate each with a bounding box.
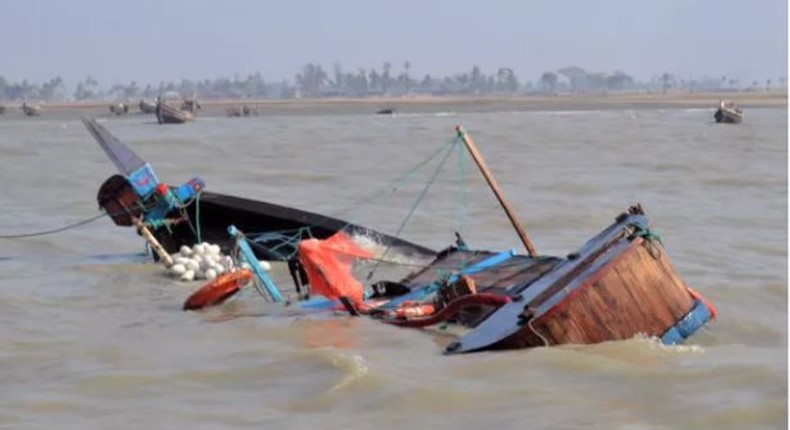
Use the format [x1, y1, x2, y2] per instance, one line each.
[714, 100, 743, 124]
[156, 92, 199, 124]
[375, 108, 396, 115]
[109, 102, 129, 116]
[138, 98, 157, 114]
[21, 102, 42, 117]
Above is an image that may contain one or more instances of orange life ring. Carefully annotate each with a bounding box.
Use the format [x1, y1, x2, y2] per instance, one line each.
[183, 269, 254, 311]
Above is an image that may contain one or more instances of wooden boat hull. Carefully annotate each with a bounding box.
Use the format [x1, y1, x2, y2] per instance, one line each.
[714, 108, 742, 124]
[155, 191, 435, 260]
[446, 207, 712, 354]
[157, 103, 194, 124]
[109, 103, 129, 116]
[96, 175, 435, 262]
[139, 100, 157, 114]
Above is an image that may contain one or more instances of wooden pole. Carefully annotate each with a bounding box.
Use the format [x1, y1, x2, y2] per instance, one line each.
[456, 125, 538, 257]
[133, 217, 174, 267]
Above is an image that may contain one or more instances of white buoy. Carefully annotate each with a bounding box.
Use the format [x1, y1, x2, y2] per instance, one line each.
[169, 263, 187, 275]
[186, 259, 201, 272]
[180, 269, 195, 282]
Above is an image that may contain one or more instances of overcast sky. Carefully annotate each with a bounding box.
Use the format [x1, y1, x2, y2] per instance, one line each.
[1, 0, 786, 86]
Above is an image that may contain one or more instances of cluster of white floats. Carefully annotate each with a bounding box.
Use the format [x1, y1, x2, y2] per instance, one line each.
[165, 242, 271, 282]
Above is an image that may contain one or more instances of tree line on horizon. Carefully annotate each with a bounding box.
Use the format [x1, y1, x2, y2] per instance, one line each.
[0, 62, 785, 102]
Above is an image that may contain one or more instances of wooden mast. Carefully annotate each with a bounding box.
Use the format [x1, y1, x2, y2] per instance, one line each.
[456, 125, 538, 257]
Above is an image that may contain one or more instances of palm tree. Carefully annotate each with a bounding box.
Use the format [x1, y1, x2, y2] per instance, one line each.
[540, 72, 558, 94]
[403, 60, 411, 93]
[660, 72, 674, 94]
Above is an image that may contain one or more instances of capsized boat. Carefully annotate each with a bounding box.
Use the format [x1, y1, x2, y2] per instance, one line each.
[182, 126, 716, 354]
[83, 118, 435, 263]
[714, 100, 743, 123]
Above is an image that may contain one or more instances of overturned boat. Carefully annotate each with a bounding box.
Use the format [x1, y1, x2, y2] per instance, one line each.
[714, 100, 743, 123]
[178, 126, 716, 353]
[84, 118, 435, 263]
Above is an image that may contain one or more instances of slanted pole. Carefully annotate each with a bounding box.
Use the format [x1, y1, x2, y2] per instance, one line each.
[133, 217, 174, 267]
[455, 125, 538, 257]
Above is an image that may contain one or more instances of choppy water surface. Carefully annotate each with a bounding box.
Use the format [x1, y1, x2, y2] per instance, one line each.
[0, 106, 786, 429]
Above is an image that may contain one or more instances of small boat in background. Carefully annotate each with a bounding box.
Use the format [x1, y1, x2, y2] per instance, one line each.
[180, 94, 201, 114]
[139, 99, 157, 114]
[21, 102, 42, 117]
[109, 102, 129, 116]
[226, 104, 260, 117]
[714, 100, 743, 124]
[156, 103, 195, 124]
[376, 108, 396, 115]
[155, 92, 197, 124]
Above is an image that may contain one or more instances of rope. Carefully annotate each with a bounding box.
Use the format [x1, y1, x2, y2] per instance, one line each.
[632, 224, 664, 260]
[456, 139, 469, 234]
[194, 191, 203, 243]
[0, 184, 199, 240]
[528, 318, 550, 346]
[365, 139, 458, 281]
[331, 138, 458, 219]
[0, 212, 108, 239]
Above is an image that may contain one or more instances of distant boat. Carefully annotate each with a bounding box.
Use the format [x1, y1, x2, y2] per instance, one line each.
[21, 102, 42, 117]
[226, 104, 260, 117]
[714, 100, 743, 124]
[109, 102, 129, 116]
[0, 105, 6, 115]
[156, 102, 195, 124]
[155, 93, 198, 124]
[376, 108, 396, 115]
[138, 99, 157, 114]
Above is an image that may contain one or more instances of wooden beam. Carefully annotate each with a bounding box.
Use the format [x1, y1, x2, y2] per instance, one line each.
[456, 125, 538, 257]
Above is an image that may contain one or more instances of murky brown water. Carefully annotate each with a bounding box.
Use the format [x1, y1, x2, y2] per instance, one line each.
[0, 105, 786, 429]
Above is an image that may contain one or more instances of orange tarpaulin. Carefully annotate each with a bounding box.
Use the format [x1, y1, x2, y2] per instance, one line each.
[298, 232, 374, 307]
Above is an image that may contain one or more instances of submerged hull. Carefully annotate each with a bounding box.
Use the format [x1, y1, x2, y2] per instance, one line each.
[443, 206, 712, 354]
[96, 174, 435, 261]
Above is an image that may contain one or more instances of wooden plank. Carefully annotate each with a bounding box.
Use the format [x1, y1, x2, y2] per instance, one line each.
[633, 244, 693, 319]
[618, 254, 678, 330]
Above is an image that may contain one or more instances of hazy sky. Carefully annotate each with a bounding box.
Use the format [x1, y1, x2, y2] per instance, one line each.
[1, 0, 786, 87]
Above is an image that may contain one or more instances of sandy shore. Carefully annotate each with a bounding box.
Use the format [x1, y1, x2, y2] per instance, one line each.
[5, 90, 786, 116]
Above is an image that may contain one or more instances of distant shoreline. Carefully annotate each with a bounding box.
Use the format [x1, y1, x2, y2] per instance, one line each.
[4, 90, 786, 115]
